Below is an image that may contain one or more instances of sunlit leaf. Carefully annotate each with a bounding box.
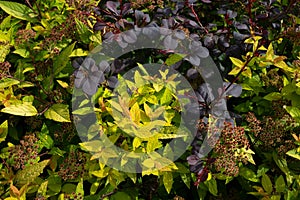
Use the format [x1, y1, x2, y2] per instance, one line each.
[44, 104, 71, 122]
[163, 172, 173, 194]
[0, 1, 37, 21]
[230, 57, 244, 68]
[0, 120, 8, 143]
[15, 160, 49, 185]
[1, 103, 37, 116]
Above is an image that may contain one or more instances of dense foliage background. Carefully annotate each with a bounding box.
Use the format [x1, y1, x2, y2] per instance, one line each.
[0, 0, 299, 199]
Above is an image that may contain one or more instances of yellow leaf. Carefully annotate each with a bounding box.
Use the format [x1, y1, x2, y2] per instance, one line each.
[274, 61, 295, 72]
[163, 172, 173, 194]
[266, 43, 274, 61]
[56, 80, 69, 88]
[146, 136, 162, 153]
[228, 66, 241, 76]
[133, 137, 142, 150]
[142, 158, 155, 169]
[242, 67, 252, 78]
[130, 102, 141, 124]
[230, 57, 244, 68]
[244, 38, 254, 44]
[258, 45, 267, 51]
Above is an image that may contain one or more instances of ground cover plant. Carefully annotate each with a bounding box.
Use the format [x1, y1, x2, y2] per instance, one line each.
[0, 0, 299, 199]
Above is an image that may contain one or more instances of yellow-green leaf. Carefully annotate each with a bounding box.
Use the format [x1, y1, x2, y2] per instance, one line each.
[266, 43, 274, 61]
[228, 66, 242, 76]
[242, 67, 252, 78]
[165, 53, 186, 66]
[14, 160, 49, 186]
[0, 1, 37, 21]
[44, 104, 71, 122]
[133, 137, 142, 150]
[286, 149, 300, 160]
[163, 172, 173, 194]
[0, 120, 8, 143]
[70, 48, 89, 57]
[262, 174, 273, 194]
[1, 103, 37, 116]
[263, 92, 282, 101]
[37, 181, 48, 197]
[53, 42, 76, 77]
[275, 175, 285, 193]
[274, 61, 295, 73]
[146, 136, 162, 153]
[0, 78, 20, 89]
[130, 102, 140, 124]
[230, 57, 244, 68]
[56, 80, 69, 88]
[134, 70, 145, 87]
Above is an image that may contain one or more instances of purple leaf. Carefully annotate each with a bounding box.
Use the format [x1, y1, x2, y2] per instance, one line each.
[122, 29, 137, 43]
[106, 1, 120, 15]
[163, 35, 178, 50]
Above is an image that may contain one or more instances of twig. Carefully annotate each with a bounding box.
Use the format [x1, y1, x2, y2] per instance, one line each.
[186, 2, 209, 34]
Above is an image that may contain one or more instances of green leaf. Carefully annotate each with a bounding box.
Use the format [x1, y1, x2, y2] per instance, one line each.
[53, 42, 76, 77]
[270, 195, 281, 200]
[1, 103, 37, 116]
[15, 160, 49, 185]
[47, 174, 62, 193]
[275, 175, 285, 193]
[160, 88, 173, 105]
[110, 192, 132, 200]
[0, 42, 10, 62]
[205, 178, 218, 196]
[286, 149, 300, 160]
[239, 167, 259, 182]
[90, 182, 100, 195]
[0, 1, 37, 21]
[284, 106, 300, 121]
[286, 190, 299, 200]
[0, 15, 11, 30]
[37, 124, 53, 149]
[76, 179, 84, 196]
[163, 172, 173, 194]
[264, 92, 282, 101]
[0, 78, 20, 88]
[180, 173, 191, 189]
[262, 174, 273, 194]
[37, 181, 48, 197]
[13, 49, 29, 58]
[61, 183, 76, 193]
[44, 104, 71, 122]
[75, 18, 92, 44]
[165, 53, 185, 66]
[72, 107, 94, 115]
[0, 120, 8, 143]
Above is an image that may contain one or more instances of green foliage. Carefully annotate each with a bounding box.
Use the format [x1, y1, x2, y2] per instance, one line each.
[0, 0, 299, 199]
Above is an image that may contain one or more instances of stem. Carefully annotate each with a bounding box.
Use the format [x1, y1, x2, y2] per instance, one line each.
[187, 2, 209, 34]
[101, 190, 117, 198]
[225, 54, 255, 91]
